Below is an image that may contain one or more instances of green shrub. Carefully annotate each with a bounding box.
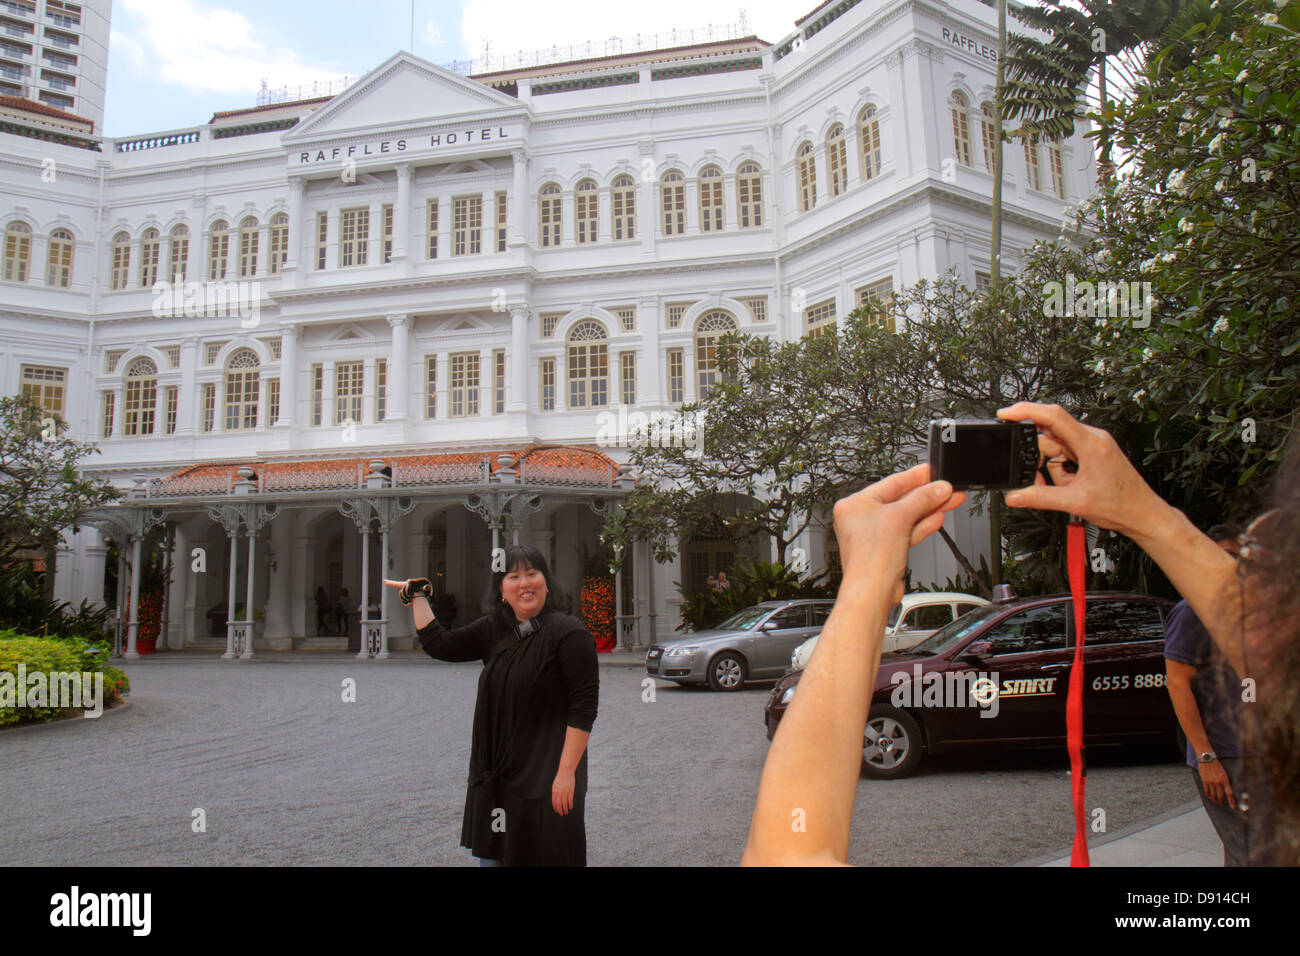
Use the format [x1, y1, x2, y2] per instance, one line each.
[0, 630, 129, 728]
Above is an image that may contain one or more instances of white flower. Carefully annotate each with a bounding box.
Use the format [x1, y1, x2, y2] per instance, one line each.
[1263, 12, 1279, 23]
[1134, 389, 1147, 402]
[1235, 70, 1249, 82]
[1215, 179, 1227, 192]
[1140, 257, 1156, 274]
[1097, 359, 1108, 375]
[1211, 54, 1222, 65]
[1274, 124, 1284, 135]
[1218, 115, 1232, 129]
[1142, 348, 1154, 362]
[1212, 316, 1230, 334]
[1178, 218, 1195, 233]
[1167, 169, 1188, 193]
[1208, 132, 1224, 153]
[1261, 168, 1274, 182]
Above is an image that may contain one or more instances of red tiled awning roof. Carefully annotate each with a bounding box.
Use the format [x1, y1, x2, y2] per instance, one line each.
[0, 94, 93, 128]
[156, 445, 620, 496]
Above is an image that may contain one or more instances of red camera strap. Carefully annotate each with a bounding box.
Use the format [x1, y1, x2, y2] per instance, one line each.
[1066, 518, 1090, 866]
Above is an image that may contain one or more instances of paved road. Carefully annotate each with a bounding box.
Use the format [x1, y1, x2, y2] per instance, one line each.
[0, 656, 1194, 866]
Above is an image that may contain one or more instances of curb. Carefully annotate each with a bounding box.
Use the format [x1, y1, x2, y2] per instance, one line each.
[0, 697, 133, 740]
[1014, 799, 1205, 867]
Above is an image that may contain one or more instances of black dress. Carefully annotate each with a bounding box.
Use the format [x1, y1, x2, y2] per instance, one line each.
[417, 609, 599, 866]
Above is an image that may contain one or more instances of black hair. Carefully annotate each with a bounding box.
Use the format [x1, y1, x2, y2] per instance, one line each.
[483, 544, 565, 629]
[1206, 522, 1245, 543]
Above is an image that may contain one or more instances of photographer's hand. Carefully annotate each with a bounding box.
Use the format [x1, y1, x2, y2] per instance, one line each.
[997, 402, 1246, 677]
[384, 578, 435, 631]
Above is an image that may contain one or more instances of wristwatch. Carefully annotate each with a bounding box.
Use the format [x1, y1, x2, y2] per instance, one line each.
[1198, 751, 1218, 763]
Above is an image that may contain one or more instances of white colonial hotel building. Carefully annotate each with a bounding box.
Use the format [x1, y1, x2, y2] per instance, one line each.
[0, 0, 1094, 656]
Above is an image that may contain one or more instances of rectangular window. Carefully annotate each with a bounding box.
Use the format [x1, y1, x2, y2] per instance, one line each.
[375, 360, 386, 420]
[381, 204, 393, 263]
[238, 225, 258, 278]
[269, 218, 287, 274]
[162, 344, 181, 368]
[975, 271, 991, 293]
[201, 383, 215, 433]
[453, 196, 482, 256]
[1023, 136, 1041, 192]
[169, 230, 189, 281]
[311, 363, 323, 426]
[208, 229, 228, 281]
[334, 360, 363, 424]
[495, 190, 507, 252]
[449, 352, 480, 417]
[493, 349, 506, 414]
[20, 364, 66, 418]
[426, 199, 438, 259]
[1049, 142, 1066, 199]
[540, 357, 555, 411]
[339, 208, 369, 267]
[266, 378, 278, 427]
[620, 351, 636, 405]
[105, 349, 125, 373]
[164, 385, 178, 434]
[204, 341, 227, 365]
[140, 235, 160, 288]
[667, 348, 684, 403]
[541, 312, 563, 338]
[740, 296, 767, 323]
[316, 212, 328, 270]
[615, 307, 636, 333]
[666, 303, 688, 329]
[425, 355, 437, 418]
[612, 181, 635, 240]
[805, 298, 836, 339]
[101, 390, 114, 437]
[857, 278, 894, 331]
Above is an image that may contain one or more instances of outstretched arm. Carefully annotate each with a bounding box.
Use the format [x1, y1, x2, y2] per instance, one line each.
[742, 466, 964, 866]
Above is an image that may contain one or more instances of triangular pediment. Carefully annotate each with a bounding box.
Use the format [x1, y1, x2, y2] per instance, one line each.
[284, 52, 524, 142]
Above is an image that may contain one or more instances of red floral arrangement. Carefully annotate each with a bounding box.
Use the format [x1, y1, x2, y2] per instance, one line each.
[580, 576, 616, 652]
[136, 589, 164, 653]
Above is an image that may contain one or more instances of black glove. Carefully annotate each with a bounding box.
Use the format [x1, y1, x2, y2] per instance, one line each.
[399, 578, 433, 606]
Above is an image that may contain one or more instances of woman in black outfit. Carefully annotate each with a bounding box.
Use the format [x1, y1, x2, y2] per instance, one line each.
[389, 545, 598, 866]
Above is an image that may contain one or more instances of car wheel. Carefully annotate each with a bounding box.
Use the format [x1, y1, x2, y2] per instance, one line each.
[707, 653, 748, 691]
[861, 707, 924, 779]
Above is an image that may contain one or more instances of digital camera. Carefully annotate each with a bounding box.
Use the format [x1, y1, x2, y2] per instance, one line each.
[927, 419, 1040, 491]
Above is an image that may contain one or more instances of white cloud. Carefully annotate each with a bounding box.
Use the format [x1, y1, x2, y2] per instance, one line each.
[459, 0, 801, 70]
[108, 27, 148, 74]
[117, 0, 348, 97]
[422, 19, 442, 49]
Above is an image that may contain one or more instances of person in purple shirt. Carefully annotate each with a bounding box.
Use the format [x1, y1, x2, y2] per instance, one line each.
[1162, 523, 1267, 865]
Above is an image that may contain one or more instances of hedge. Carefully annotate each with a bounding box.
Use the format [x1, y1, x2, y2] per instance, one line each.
[0, 631, 130, 728]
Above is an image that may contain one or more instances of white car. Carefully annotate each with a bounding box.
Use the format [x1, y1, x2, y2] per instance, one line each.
[789, 592, 989, 670]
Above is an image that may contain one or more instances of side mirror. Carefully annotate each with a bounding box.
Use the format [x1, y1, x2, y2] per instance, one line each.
[958, 640, 993, 662]
[760, 620, 778, 631]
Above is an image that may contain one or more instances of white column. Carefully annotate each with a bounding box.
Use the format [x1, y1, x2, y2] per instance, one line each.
[362, 356, 377, 425]
[561, 188, 574, 247]
[386, 314, 409, 421]
[285, 177, 305, 273]
[177, 338, 199, 436]
[510, 148, 528, 246]
[638, 297, 662, 406]
[166, 523, 188, 649]
[480, 189, 492, 254]
[242, 530, 256, 659]
[326, 208, 340, 269]
[277, 325, 298, 427]
[597, 185, 612, 243]
[437, 192, 452, 259]
[478, 348, 491, 415]
[393, 163, 411, 263]
[222, 530, 239, 658]
[124, 534, 143, 658]
[152, 378, 167, 437]
[723, 173, 739, 230]
[110, 383, 123, 438]
[509, 305, 528, 412]
[367, 200, 383, 266]
[436, 353, 449, 419]
[255, 370, 269, 430]
[378, 525, 391, 658]
[322, 358, 336, 427]
[357, 524, 370, 660]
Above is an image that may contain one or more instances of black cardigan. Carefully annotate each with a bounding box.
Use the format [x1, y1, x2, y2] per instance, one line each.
[418, 609, 599, 865]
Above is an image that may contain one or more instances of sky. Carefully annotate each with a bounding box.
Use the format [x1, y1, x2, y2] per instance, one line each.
[102, 0, 810, 136]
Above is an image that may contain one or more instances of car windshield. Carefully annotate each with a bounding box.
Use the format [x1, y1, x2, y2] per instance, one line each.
[885, 603, 902, 628]
[716, 606, 776, 631]
[905, 604, 1002, 656]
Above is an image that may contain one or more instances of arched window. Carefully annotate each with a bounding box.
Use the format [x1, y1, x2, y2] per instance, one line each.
[208, 220, 229, 280]
[139, 228, 160, 287]
[45, 228, 73, 288]
[1023, 134, 1042, 191]
[539, 183, 562, 248]
[575, 179, 598, 245]
[695, 310, 738, 396]
[2, 221, 32, 283]
[827, 124, 848, 196]
[168, 225, 189, 282]
[699, 165, 724, 232]
[661, 170, 685, 236]
[224, 348, 260, 431]
[951, 91, 972, 167]
[123, 356, 157, 437]
[981, 102, 998, 173]
[566, 320, 609, 408]
[612, 174, 636, 240]
[239, 216, 259, 277]
[797, 142, 817, 212]
[268, 214, 288, 274]
[859, 106, 881, 181]
[737, 162, 763, 228]
[110, 231, 131, 290]
[1048, 140, 1066, 199]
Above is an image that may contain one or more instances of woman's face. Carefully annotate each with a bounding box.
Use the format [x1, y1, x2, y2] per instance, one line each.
[501, 562, 548, 621]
